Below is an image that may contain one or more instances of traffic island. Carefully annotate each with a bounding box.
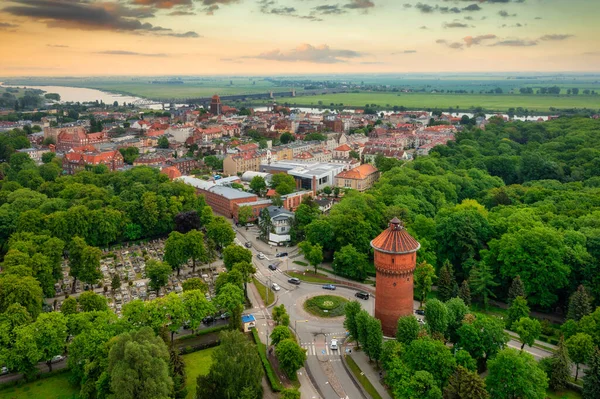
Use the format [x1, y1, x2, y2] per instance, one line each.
[303, 295, 348, 318]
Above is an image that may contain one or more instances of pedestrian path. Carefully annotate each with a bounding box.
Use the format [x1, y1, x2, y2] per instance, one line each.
[300, 342, 342, 359]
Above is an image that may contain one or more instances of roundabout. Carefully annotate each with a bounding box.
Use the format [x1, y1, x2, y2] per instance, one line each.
[303, 295, 349, 318]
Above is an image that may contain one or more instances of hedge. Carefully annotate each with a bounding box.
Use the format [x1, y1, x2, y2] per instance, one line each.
[251, 328, 283, 392]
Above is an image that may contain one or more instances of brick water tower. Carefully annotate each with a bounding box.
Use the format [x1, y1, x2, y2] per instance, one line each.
[371, 217, 420, 337]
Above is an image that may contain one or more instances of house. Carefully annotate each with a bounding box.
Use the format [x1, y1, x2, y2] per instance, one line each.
[160, 166, 182, 180]
[16, 147, 51, 164]
[166, 158, 199, 175]
[261, 206, 294, 244]
[333, 144, 353, 159]
[334, 164, 380, 192]
[242, 314, 256, 332]
[63, 149, 124, 175]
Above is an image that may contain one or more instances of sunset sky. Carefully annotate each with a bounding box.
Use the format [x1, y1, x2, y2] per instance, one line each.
[0, 0, 598, 76]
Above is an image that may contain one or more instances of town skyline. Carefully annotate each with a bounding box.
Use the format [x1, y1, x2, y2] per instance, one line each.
[1, 0, 599, 76]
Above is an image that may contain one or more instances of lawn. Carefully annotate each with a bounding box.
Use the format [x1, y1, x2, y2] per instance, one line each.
[0, 373, 79, 399]
[256, 92, 600, 113]
[546, 389, 583, 399]
[288, 271, 334, 284]
[304, 295, 348, 318]
[253, 277, 275, 306]
[182, 347, 216, 399]
[345, 355, 384, 399]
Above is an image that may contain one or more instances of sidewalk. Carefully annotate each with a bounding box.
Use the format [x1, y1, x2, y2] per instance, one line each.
[348, 350, 392, 399]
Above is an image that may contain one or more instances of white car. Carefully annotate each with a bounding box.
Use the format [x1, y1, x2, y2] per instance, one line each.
[271, 283, 281, 291]
[1, 366, 8, 375]
[257, 252, 266, 260]
[330, 339, 338, 350]
[51, 355, 65, 363]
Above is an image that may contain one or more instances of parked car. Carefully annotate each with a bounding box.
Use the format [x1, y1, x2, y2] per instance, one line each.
[330, 339, 338, 350]
[415, 309, 425, 315]
[355, 292, 370, 300]
[244, 242, 252, 248]
[275, 252, 288, 258]
[322, 284, 336, 290]
[220, 312, 230, 320]
[51, 355, 65, 363]
[0, 366, 8, 375]
[202, 315, 214, 325]
[257, 252, 265, 260]
[268, 264, 277, 271]
[272, 283, 281, 291]
[288, 278, 301, 285]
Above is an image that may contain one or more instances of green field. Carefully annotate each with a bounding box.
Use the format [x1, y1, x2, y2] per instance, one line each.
[0, 373, 79, 399]
[546, 389, 583, 399]
[264, 92, 600, 113]
[182, 347, 215, 399]
[253, 277, 275, 306]
[304, 295, 348, 318]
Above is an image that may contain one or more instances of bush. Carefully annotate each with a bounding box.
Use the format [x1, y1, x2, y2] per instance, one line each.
[251, 329, 282, 392]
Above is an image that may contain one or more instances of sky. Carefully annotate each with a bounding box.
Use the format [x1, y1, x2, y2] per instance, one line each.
[0, 0, 598, 76]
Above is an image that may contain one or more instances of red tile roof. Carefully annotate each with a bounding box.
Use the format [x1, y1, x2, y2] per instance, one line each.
[161, 166, 182, 180]
[334, 144, 352, 152]
[370, 218, 420, 254]
[335, 164, 378, 180]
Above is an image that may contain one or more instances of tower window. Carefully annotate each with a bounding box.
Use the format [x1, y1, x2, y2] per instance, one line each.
[391, 258, 395, 264]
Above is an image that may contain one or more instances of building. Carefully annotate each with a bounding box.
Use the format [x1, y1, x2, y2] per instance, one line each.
[16, 147, 51, 164]
[160, 166, 182, 180]
[210, 95, 222, 115]
[260, 161, 347, 194]
[223, 152, 264, 176]
[242, 314, 256, 332]
[334, 164, 380, 191]
[63, 149, 124, 175]
[333, 144, 352, 159]
[371, 218, 420, 337]
[262, 206, 294, 243]
[166, 158, 199, 175]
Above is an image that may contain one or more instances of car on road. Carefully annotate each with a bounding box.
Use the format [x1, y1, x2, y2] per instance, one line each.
[272, 283, 281, 291]
[330, 339, 338, 350]
[322, 284, 336, 290]
[220, 312, 230, 319]
[415, 309, 425, 315]
[257, 252, 265, 259]
[0, 366, 8, 375]
[202, 315, 214, 325]
[355, 292, 370, 300]
[288, 277, 301, 285]
[244, 242, 252, 248]
[268, 264, 277, 271]
[51, 355, 65, 363]
[275, 252, 288, 258]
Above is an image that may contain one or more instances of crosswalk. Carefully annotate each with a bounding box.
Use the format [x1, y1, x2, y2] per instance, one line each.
[301, 343, 341, 357]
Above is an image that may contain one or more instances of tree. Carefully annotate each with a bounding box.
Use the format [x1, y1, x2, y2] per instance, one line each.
[60, 296, 78, 316]
[279, 132, 295, 144]
[182, 290, 215, 334]
[396, 315, 420, 345]
[458, 280, 471, 306]
[164, 231, 189, 276]
[457, 315, 508, 371]
[468, 262, 498, 310]
[249, 176, 267, 196]
[414, 262, 436, 307]
[356, 310, 371, 351]
[174, 210, 201, 234]
[403, 337, 457, 387]
[486, 349, 548, 399]
[182, 277, 208, 293]
[507, 275, 526, 304]
[443, 366, 489, 399]
[32, 312, 68, 372]
[404, 371, 443, 399]
[566, 333, 594, 381]
[41, 151, 56, 164]
[222, 244, 252, 270]
[258, 207, 273, 240]
[157, 135, 170, 149]
[365, 316, 383, 363]
[185, 230, 207, 273]
[425, 299, 449, 336]
[298, 241, 323, 274]
[78, 291, 108, 312]
[437, 261, 458, 302]
[271, 173, 296, 195]
[344, 300, 362, 342]
[454, 350, 477, 372]
[446, 298, 469, 343]
[237, 206, 254, 226]
[107, 327, 173, 399]
[206, 216, 235, 249]
[567, 285, 592, 322]
[0, 274, 43, 319]
[275, 339, 307, 379]
[69, 236, 102, 293]
[111, 274, 121, 293]
[507, 296, 530, 329]
[513, 317, 541, 350]
[270, 325, 293, 346]
[147, 259, 172, 294]
[583, 348, 600, 399]
[216, 283, 245, 330]
[332, 244, 369, 281]
[196, 330, 263, 399]
[6, 323, 42, 379]
[548, 336, 571, 392]
[272, 304, 290, 326]
[119, 147, 140, 165]
[232, 261, 255, 297]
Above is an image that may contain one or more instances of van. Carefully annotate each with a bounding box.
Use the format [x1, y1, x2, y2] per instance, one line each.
[355, 292, 370, 300]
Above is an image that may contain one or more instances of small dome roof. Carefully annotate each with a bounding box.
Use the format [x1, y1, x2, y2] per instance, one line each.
[370, 218, 420, 254]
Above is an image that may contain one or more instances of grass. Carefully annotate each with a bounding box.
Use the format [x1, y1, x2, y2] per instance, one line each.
[255, 92, 600, 113]
[0, 372, 79, 399]
[182, 347, 216, 399]
[545, 389, 582, 399]
[345, 355, 384, 399]
[293, 261, 308, 266]
[251, 329, 283, 392]
[304, 295, 348, 318]
[288, 271, 334, 284]
[253, 277, 275, 306]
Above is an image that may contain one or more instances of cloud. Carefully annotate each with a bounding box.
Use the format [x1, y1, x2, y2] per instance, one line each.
[131, 0, 192, 9]
[168, 10, 196, 15]
[0, 22, 19, 28]
[166, 31, 201, 37]
[403, 3, 412, 7]
[436, 39, 464, 49]
[343, 0, 375, 10]
[259, 0, 322, 20]
[415, 3, 435, 13]
[498, 10, 516, 17]
[392, 50, 417, 54]
[2, 0, 196, 37]
[419, 25, 427, 29]
[47, 44, 69, 48]
[463, 34, 497, 47]
[313, 5, 344, 15]
[583, 51, 600, 56]
[360, 61, 383, 64]
[444, 22, 469, 28]
[247, 43, 363, 64]
[96, 50, 168, 57]
[463, 4, 482, 11]
[490, 39, 537, 46]
[200, 0, 240, 15]
[539, 34, 573, 41]
[416, 2, 481, 14]
[534, 17, 542, 20]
